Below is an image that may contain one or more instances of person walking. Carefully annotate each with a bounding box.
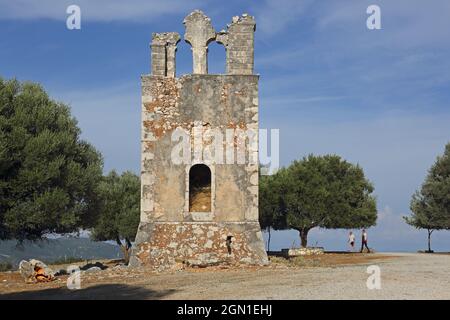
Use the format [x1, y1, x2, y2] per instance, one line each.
[348, 231, 356, 252]
[360, 229, 371, 253]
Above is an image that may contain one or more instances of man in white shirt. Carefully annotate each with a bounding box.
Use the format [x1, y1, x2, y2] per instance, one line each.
[360, 229, 371, 253]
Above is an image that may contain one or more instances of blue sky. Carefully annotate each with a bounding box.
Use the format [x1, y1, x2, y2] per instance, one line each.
[0, 0, 449, 252]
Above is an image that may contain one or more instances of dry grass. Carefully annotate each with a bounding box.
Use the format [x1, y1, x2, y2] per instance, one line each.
[0, 253, 400, 299]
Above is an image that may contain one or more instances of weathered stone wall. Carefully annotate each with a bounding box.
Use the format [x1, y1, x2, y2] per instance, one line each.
[132, 222, 266, 270]
[140, 74, 259, 224]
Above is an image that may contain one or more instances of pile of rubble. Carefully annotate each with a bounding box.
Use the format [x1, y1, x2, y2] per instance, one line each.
[19, 259, 55, 283]
[18, 259, 126, 283]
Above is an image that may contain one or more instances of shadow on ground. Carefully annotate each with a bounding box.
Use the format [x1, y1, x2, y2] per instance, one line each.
[0, 283, 176, 300]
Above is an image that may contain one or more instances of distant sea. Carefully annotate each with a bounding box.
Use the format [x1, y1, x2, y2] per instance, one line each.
[0, 236, 121, 268]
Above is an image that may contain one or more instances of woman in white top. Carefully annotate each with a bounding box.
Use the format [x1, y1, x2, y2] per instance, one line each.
[348, 231, 356, 252]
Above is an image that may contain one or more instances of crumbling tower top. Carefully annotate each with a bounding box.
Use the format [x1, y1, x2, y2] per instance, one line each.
[216, 13, 256, 75]
[150, 10, 256, 77]
[150, 32, 180, 77]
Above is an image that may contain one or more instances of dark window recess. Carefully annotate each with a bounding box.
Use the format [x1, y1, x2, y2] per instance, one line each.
[226, 236, 233, 255]
[189, 164, 211, 212]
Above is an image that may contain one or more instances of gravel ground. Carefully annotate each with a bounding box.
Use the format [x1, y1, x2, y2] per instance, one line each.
[159, 253, 450, 300]
[1, 252, 449, 299]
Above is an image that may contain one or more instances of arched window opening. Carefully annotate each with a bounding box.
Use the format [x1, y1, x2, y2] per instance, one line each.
[176, 41, 193, 77]
[207, 41, 226, 74]
[189, 164, 211, 212]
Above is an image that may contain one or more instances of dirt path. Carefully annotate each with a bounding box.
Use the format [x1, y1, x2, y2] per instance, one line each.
[1, 253, 449, 299]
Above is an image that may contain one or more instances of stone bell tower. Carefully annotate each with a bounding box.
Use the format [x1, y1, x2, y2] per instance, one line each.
[130, 10, 268, 269]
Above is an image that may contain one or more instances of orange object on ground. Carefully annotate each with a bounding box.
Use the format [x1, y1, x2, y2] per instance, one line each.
[34, 266, 53, 282]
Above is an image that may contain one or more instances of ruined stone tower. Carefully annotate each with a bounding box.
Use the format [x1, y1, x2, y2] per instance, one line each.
[130, 10, 268, 269]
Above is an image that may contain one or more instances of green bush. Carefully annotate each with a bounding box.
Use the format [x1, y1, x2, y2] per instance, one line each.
[0, 261, 13, 272]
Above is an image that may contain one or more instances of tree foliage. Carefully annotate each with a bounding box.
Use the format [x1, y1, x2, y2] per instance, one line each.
[91, 170, 140, 263]
[259, 155, 377, 247]
[259, 172, 287, 250]
[404, 143, 450, 251]
[0, 78, 103, 240]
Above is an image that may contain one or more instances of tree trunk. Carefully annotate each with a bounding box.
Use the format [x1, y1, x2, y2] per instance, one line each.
[267, 227, 271, 252]
[125, 238, 132, 250]
[116, 237, 131, 264]
[299, 229, 309, 248]
[428, 229, 433, 252]
[121, 246, 130, 265]
[123, 238, 132, 265]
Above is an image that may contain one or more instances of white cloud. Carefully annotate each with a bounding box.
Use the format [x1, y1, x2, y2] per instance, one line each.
[262, 95, 346, 105]
[50, 82, 141, 174]
[376, 206, 413, 240]
[0, 0, 199, 22]
[55, 82, 139, 111]
[252, 0, 450, 52]
[252, 0, 313, 37]
[255, 47, 307, 69]
[316, 0, 450, 49]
